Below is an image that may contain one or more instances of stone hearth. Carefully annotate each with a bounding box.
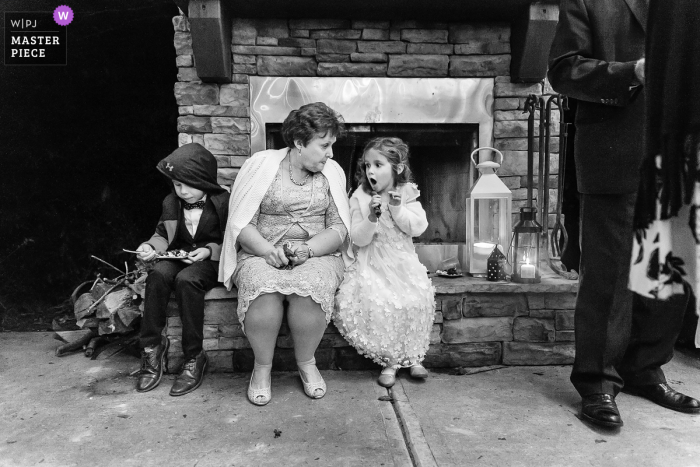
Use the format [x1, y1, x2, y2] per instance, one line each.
[166, 9, 577, 371]
[164, 274, 577, 372]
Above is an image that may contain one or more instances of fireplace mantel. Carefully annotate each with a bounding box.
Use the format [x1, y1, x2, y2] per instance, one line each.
[176, 0, 559, 83]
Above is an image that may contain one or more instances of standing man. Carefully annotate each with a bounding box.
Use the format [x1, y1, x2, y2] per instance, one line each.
[548, 0, 700, 428]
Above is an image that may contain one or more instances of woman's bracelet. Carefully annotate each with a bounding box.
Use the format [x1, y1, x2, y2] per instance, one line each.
[303, 242, 314, 258]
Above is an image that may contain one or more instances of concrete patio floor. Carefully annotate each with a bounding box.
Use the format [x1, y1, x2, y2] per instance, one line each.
[1, 332, 699, 467]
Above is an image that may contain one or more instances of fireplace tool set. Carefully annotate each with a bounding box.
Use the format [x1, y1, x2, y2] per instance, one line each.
[522, 93, 578, 281]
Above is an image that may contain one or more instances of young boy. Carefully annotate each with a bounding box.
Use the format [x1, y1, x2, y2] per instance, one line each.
[135, 143, 229, 396]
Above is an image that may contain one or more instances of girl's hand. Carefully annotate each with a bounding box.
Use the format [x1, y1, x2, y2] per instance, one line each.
[183, 247, 210, 264]
[136, 244, 157, 262]
[388, 190, 402, 206]
[263, 246, 289, 269]
[369, 191, 382, 221]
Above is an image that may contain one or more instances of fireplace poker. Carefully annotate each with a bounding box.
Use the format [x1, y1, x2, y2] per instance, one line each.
[545, 94, 578, 280]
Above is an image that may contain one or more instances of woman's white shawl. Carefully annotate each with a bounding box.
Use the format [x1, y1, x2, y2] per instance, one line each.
[218, 148, 353, 290]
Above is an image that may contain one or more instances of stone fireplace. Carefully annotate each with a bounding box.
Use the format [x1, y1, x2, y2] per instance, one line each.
[167, 0, 577, 372]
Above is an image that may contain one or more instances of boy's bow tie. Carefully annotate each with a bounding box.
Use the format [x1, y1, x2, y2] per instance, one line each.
[183, 200, 205, 210]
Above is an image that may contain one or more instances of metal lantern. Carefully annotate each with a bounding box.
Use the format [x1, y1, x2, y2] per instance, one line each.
[466, 147, 512, 277]
[487, 245, 507, 282]
[512, 207, 542, 283]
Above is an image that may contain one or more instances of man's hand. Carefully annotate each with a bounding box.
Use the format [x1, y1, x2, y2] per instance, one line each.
[634, 58, 645, 85]
[136, 243, 157, 262]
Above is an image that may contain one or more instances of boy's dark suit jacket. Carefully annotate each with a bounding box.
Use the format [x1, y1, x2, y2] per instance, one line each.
[548, 0, 647, 194]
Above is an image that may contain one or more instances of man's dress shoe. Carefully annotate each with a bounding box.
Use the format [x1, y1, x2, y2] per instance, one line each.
[625, 383, 700, 413]
[581, 394, 623, 428]
[170, 350, 208, 396]
[136, 336, 169, 393]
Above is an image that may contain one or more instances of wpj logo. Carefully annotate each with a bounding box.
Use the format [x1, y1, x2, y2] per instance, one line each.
[4, 9, 70, 66]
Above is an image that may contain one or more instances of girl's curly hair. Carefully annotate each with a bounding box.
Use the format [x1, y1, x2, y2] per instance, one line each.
[356, 136, 413, 193]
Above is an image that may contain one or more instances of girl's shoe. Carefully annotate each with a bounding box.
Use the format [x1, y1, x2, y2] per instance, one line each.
[297, 357, 326, 399]
[409, 364, 429, 379]
[378, 366, 397, 388]
[247, 362, 272, 406]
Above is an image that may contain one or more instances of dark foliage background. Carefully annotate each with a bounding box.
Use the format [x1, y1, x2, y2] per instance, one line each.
[0, 0, 180, 329]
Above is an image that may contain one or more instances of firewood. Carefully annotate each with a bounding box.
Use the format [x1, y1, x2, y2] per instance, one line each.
[117, 305, 141, 327]
[85, 336, 105, 357]
[98, 313, 133, 335]
[89, 279, 127, 317]
[90, 280, 112, 301]
[54, 329, 93, 343]
[76, 317, 100, 329]
[55, 329, 97, 356]
[74, 293, 96, 320]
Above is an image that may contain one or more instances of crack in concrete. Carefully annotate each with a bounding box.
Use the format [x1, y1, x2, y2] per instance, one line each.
[389, 380, 439, 467]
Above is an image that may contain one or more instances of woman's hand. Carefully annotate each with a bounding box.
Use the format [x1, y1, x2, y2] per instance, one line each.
[263, 246, 289, 269]
[182, 247, 210, 264]
[289, 242, 310, 267]
[136, 243, 157, 262]
[388, 190, 402, 206]
[369, 191, 382, 222]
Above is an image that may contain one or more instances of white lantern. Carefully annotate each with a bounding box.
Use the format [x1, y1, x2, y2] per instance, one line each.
[466, 147, 512, 277]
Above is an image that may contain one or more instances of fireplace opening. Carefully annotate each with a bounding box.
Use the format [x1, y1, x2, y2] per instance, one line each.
[266, 123, 478, 245]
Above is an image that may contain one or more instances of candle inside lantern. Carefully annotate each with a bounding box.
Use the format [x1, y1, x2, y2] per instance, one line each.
[473, 242, 496, 272]
[520, 251, 536, 279]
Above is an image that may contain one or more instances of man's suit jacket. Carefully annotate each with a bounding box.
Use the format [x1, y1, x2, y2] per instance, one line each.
[548, 0, 647, 194]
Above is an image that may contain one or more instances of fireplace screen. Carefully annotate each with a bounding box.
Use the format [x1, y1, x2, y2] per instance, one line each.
[251, 77, 494, 254]
[266, 123, 477, 244]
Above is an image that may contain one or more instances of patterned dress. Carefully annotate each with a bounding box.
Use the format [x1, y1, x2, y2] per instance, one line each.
[334, 184, 435, 367]
[233, 167, 347, 329]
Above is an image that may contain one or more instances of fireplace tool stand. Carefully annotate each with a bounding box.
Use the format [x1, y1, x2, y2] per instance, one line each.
[524, 94, 578, 280]
[545, 94, 578, 280]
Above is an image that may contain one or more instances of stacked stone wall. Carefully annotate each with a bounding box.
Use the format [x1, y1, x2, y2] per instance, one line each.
[172, 16, 561, 223]
[166, 16, 575, 371]
[165, 280, 576, 372]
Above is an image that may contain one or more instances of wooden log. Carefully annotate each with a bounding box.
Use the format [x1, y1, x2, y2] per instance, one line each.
[76, 317, 100, 329]
[95, 287, 131, 319]
[74, 293, 96, 320]
[85, 336, 105, 357]
[55, 329, 97, 357]
[53, 329, 92, 343]
[117, 305, 141, 327]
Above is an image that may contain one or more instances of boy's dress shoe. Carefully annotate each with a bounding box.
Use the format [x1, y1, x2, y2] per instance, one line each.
[625, 383, 700, 413]
[136, 336, 169, 393]
[580, 394, 623, 428]
[170, 350, 208, 396]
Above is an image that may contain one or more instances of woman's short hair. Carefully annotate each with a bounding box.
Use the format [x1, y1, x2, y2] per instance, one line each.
[356, 136, 413, 193]
[281, 102, 346, 148]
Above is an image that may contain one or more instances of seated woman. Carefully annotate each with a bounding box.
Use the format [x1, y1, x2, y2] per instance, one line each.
[219, 102, 352, 406]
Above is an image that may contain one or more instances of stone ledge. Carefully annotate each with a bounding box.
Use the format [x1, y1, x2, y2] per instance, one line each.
[198, 273, 577, 300]
[431, 272, 578, 294]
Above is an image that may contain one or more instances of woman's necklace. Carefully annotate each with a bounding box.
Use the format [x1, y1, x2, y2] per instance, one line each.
[288, 149, 310, 186]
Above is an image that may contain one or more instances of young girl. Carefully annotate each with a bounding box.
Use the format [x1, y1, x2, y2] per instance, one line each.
[334, 137, 435, 387]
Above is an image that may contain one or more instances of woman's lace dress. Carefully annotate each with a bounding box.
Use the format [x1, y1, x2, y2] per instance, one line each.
[233, 167, 347, 330]
[334, 184, 435, 367]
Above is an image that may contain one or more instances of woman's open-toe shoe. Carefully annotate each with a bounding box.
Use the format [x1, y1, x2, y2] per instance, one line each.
[297, 357, 326, 399]
[409, 364, 429, 379]
[247, 362, 272, 406]
[378, 366, 397, 388]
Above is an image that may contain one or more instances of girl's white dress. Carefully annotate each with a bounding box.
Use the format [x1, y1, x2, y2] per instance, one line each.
[334, 183, 435, 367]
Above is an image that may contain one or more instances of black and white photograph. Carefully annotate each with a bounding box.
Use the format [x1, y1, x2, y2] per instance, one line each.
[1, 1, 699, 465]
